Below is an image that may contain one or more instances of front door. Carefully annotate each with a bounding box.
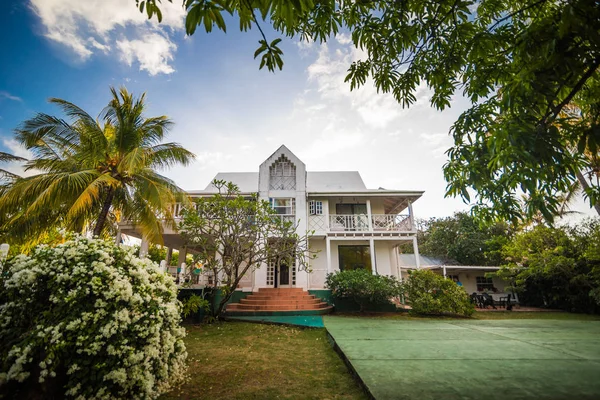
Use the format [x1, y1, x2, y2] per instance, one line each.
[277, 259, 291, 287]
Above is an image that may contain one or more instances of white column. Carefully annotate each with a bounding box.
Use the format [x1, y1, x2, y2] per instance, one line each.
[408, 200, 415, 231]
[412, 237, 420, 269]
[369, 238, 377, 274]
[443, 265, 447, 277]
[325, 237, 331, 274]
[395, 246, 402, 280]
[115, 229, 122, 246]
[140, 237, 149, 257]
[366, 199, 373, 232]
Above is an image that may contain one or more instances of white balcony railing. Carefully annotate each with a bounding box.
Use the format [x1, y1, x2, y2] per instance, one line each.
[311, 214, 412, 232]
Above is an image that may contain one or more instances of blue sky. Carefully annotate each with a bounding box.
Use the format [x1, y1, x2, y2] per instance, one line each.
[0, 0, 594, 220]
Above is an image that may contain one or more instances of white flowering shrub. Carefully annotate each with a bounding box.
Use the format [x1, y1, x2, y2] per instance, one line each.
[0, 237, 187, 399]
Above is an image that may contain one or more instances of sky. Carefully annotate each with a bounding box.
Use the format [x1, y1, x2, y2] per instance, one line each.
[0, 0, 595, 221]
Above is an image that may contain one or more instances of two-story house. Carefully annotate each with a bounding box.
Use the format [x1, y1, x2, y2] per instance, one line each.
[118, 145, 423, 310]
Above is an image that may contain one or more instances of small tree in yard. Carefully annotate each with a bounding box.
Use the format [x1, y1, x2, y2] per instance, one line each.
[325, 269, 403, 312]
[179, 180, 314, 319]
[404, 269, 474, 317]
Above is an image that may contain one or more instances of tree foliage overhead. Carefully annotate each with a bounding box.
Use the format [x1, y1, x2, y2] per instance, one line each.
[178, 180, 315, 318]
[139, 0, 600, 222]
[0, 87, 195, 247]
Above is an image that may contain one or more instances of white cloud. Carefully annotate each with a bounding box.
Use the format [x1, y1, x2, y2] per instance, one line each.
[0, 91, 23, 102]
[117, 32, 177, 75]
[0, 139, 35, 178]
[29, 0, 184, 74]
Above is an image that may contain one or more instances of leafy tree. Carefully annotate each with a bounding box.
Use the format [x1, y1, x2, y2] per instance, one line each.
[139, 0, 600, 222]
[415, 212, 512, 265]
[404, 269, 474, 317]
[496, 223, 600, 312]
[178, 180, 315, 318]
[0, 87, 195, 246]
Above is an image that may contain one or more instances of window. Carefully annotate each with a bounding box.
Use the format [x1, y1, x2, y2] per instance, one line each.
[336, 204, 367, 215]
[269, 155, 296, 190]
[476, 276, 494, 291]
[338, 245, 372, 271]
[270, 198, 295, 216]
[309, 200, 323, 215]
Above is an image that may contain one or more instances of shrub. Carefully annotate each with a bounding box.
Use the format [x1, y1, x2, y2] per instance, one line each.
[404, 269, 474, 317]
[0, 237, 187, 399]
[325, 269, 402, 312]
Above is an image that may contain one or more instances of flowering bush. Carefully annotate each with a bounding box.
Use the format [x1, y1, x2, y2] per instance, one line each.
[0, 237, 187, 399]
[404, 269, 474, 317]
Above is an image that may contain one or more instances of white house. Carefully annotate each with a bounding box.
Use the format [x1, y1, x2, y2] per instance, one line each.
[118, 145, 423, 291]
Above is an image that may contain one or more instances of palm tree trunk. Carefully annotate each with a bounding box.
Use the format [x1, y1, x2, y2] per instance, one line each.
[576, 171, 600, 215]
[93, 187, 115, 237]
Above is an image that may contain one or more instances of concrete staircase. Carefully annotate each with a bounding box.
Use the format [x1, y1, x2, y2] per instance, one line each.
[225, 288, 333, 316]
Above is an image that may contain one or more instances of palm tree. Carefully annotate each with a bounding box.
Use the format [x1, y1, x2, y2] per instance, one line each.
[0, 87, 195, 243]
[0, 151, 26, 181]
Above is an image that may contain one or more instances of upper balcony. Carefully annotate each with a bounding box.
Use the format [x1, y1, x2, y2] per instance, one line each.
[309, 213, 413, 235]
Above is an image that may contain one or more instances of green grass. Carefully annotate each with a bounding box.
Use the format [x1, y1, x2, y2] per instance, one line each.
[161, 322, 367, 400]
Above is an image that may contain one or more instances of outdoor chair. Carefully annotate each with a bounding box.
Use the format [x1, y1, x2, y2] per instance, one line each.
[481, 293, 496, 309]
[499, 293, 513, 310]
[470, 293, 484, 308]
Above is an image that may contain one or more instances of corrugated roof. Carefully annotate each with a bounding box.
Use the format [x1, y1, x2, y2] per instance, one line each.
[194, 171, 368, 193]
[203, 172, 258, 193]
[307, 171, 366, 191]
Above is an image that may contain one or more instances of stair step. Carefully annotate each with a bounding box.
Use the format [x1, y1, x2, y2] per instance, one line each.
[245, 294, 316, 300]
[258, 288, 305, 292]
[240, 298, 321, 306]
[226, 302, 330, 311]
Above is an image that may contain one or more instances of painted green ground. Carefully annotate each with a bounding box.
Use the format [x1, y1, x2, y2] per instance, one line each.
[161, 322, 367, 400]
[324, 315, 600, 400]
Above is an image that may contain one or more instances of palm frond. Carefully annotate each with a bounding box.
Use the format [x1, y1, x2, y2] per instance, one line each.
[148, 143, 196, 169]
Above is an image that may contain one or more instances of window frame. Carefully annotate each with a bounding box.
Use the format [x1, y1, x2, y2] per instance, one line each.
[476, 276, 494, 292]
[338, 245, 372, 271]
[309, 200, 323, 215]
[270, 198, 296, 216]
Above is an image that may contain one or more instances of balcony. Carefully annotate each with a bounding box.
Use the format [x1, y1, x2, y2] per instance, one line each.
[308, 214, 412, 233]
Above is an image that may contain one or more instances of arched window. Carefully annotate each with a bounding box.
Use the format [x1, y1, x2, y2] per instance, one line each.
[269, 155, 296, 190]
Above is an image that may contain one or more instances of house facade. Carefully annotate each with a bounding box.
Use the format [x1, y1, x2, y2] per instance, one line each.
[118, 145, 423, 291]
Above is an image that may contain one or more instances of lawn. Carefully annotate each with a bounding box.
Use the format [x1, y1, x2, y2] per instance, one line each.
[161, 322, 367, 400]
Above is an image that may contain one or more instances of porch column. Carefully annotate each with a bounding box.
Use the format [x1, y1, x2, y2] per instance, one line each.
[326, 237, 331, 274]
[366, 199, 373, 232]
[115, 228, 122, 246]
[369, 238, 377, 274]
[166, 247, 173, 266]
[140, 237, 149, 257]
[443, 265, 447, 277]
[178, 246, 187, 268]
[412, 237, 420, 269]
[395, 246, 402, 280]
[408, 201, 415, 231]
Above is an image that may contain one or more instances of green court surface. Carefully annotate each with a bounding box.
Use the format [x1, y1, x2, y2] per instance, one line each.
[324, 316, 600, 400]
